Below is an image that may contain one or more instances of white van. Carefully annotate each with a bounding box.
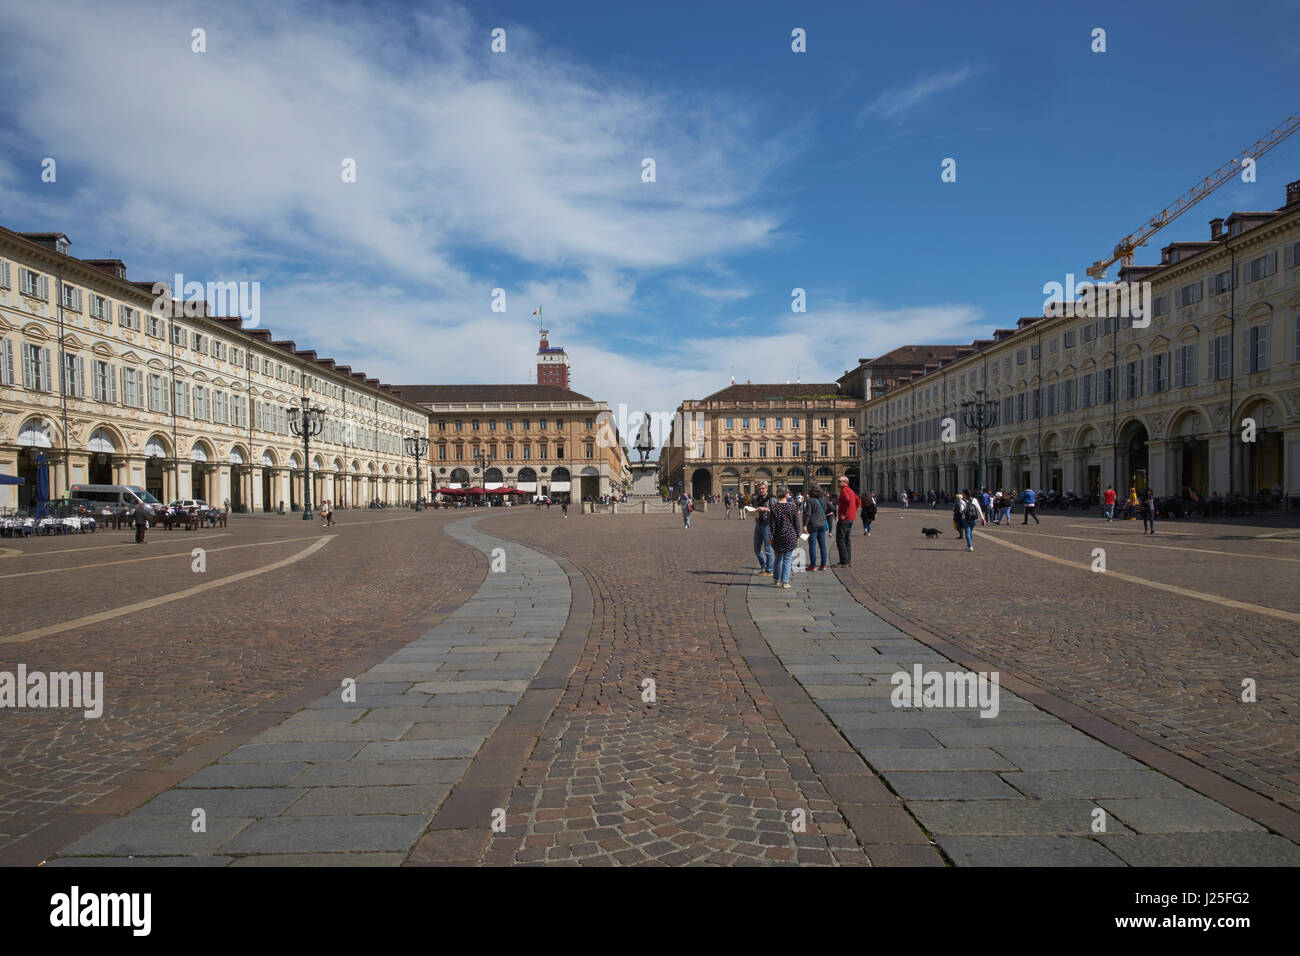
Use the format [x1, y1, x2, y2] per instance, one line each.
[69, 484, 162, 512]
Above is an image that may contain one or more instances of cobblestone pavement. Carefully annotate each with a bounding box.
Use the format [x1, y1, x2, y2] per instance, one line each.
[837, 506, 1300, 816]
[749, 568, 1300, 866]
[417, 509, 935, 866]
[0, 509, 483, 863]
[44, 515, 563, 865]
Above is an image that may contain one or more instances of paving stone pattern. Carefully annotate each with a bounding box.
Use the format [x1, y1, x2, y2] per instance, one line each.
[49, 516, 567, 865]
[748, 568, 1300, 866]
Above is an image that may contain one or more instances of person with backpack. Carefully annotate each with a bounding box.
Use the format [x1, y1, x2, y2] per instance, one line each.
[802, 482, 830, 571]
[680, 491, 693, 528]
[860, 492, 877, 536]
[1140, 488, 1156, 535]
[954, 490, 986, 552]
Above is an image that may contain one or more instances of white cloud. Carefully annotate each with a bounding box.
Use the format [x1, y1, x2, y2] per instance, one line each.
[858, 67, 981, 123]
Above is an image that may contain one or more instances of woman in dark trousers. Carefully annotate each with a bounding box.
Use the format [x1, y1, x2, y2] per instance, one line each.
[1140, 489, 1156, 534]
[802, 483, 830, 571]
[861, 493, 877, 536]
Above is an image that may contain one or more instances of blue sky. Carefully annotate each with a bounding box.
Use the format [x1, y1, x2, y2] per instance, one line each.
[2, 0, 1298, 420]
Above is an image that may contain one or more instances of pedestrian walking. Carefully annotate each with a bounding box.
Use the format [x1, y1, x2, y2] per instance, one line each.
[1140, 488, 1156, 534]
[132, 500, 151, 544]
[834, 476, 859, 567]
[750, 482, 773, 574]
[1126, 487, 1139, 520]
[561, 500, 569, 518]
[724, 493, 732, 520]
[953, 490, 986, 552]
[1021, 487, 1040, 524]
[802, 482, 830, 571]
[900, 489, 909, 515]
[680, 492, 692, 528]
[756, 484, 801, 588]
[861, 492, 877, 536]
[1103, 484, 1117, 521]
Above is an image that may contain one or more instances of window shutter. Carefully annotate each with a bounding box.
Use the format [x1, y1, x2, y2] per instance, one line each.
[1286, 243, 1295, 268]
[0, 261, 9, 287]
[40, 275, 49, 300]
[1269, 250, 1278, 277]
[1259, 321, 1270, 371]
[40, 347, 52, 391]
[1240, 327, 1251, 375]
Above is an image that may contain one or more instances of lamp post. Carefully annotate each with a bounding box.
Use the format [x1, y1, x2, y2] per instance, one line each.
[473, 447, 495, 507]
[288, 402, 325, 520]
[960, 388, 999, 492]
[866, 427, 882, 496]
[405, 431, 429, 511]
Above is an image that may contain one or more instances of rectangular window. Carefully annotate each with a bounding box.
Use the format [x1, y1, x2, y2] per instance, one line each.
[538, 419, 546, 430]
[89, 294, 110, 320]
[61, 353, 83, 397]
[1294, 314, 1300, 364]
[1248, 253, 1276, 282]
[213, 341, 227, 361]
[1082, 323, 1097, 343]
[1153, 295, 1168, 317]
[1245, 323, 1270, 374]
[1150, 353, 1169, 393]
[147, 314, 163, 337]
[60, 284, 82, 311]
[585, 443, 594, 459]
[774, 443, 783, 457]
[437, 446, 446, 461]
[520, 445, 529, 460]
[1045, 382, 1058, 416]
[584, 418, 594, 430]
[0, 338, 14, 386]
[21, 269, 49, 300]
[92, 360, 117, 403]
[22, 344, 53, 391]
[1063, 330, 1076, 349]
[171, 323, 186, 346]
[471, 419, 479, 431]
[1174, 344, 1198, 388]
[193, 385, 208, 420]
[1211, 270, 1233, 295]
[1002, 396, 1013, 423]
[488, 420, 496, 431]
[775, 418, 784, 428]
[725, 418, 734, 430]
[742, 443, 750, 458]
[505, 419, 513, 431]
[1062, 378, 1076, 412]
[1177, 281, 1203, 307]
[758, 418, 766, 429]
[1048, 337, 1058, 354]
[758, 443, 767, 458]
[1016, 392, 1026, 422]
[556, 445, 564, 459]
[522, 419, 529, 430]
[1209, 334, 1231, 381]
[1124, 360, 1143, 399]
[120, 305, 140, 329]
[1101, 367, 1114, 403]
[1016, 349, 1026, 365]
[437, 420, 446, 431]
[741, 418, 750, 429]
[0, 261, 9, 289]
[455, 420, 463, 431]
[457, 445, 465, 460]
[819, 441, 829, 457]
[791, 418, 800, 429]
[725, 442, 734, 457]
[555, 419, 563, 430]
[1082, 374, 1095, 408]
[122, 367, 144, 408]
[792, 441, 800, 458]
[848, 441, 856, 457]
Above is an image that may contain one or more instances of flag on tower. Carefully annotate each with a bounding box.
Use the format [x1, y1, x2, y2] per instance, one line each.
[532, 306, 541, 316]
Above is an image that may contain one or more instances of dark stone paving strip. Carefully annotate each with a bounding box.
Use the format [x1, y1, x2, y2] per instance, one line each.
[44, 515, 565, 866]
[833, 571, 1300, 848]
[724, 571, 943, 866]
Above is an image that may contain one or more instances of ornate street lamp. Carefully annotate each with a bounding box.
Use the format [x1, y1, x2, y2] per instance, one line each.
[288, 402, 325, 520]
[405, 430, 429, 511]
[473, 446, 495, 506]
[960, 389, 999, 492]
[866, 426, 882, 495]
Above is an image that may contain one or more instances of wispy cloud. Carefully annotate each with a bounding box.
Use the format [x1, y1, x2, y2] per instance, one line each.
[858, 67, 981, 123]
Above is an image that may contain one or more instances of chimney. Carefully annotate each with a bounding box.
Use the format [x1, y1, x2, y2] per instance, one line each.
[1209, 218, 1224, 240]
[1287, 179, 1300, 208]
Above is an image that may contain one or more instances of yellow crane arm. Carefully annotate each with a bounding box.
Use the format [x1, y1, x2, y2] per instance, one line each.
[1088, 112, 1300, 279]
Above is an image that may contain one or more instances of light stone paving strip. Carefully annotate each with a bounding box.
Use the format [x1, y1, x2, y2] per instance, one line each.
[50, 515, 568, 866]
[747, 570, 1300, 867]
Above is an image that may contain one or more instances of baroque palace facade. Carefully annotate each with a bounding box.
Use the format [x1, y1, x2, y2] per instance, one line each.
[664, 383, 862, 498]
[840, 178, 1300, 505]
[397, 381, 630, 502]
[0, 227, 430, 512]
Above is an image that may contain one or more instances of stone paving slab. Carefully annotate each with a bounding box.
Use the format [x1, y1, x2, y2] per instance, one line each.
[47, 515, 569, 866]
[748, 566, 1299, 866]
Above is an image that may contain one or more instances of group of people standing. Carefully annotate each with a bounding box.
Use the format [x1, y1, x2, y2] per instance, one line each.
[746, 479, 878, 586]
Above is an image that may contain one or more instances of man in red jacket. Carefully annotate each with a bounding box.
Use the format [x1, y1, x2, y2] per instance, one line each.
[835, 476, 860, 567]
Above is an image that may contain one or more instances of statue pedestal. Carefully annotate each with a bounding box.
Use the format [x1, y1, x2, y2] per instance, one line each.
[628, 463, 659, 498]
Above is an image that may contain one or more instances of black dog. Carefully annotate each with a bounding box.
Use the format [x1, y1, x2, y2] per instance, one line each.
[921, 528, 941, 538]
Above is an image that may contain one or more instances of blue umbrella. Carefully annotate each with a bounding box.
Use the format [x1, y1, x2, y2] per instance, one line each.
[0, 474, 24, 485]
[35, 453, 50, 517]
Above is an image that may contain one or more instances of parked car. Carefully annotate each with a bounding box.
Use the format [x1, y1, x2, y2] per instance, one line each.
[167, 499, 210, 511]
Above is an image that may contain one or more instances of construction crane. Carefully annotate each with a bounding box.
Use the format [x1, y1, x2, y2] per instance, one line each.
[1087, 112, 1300, 280]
